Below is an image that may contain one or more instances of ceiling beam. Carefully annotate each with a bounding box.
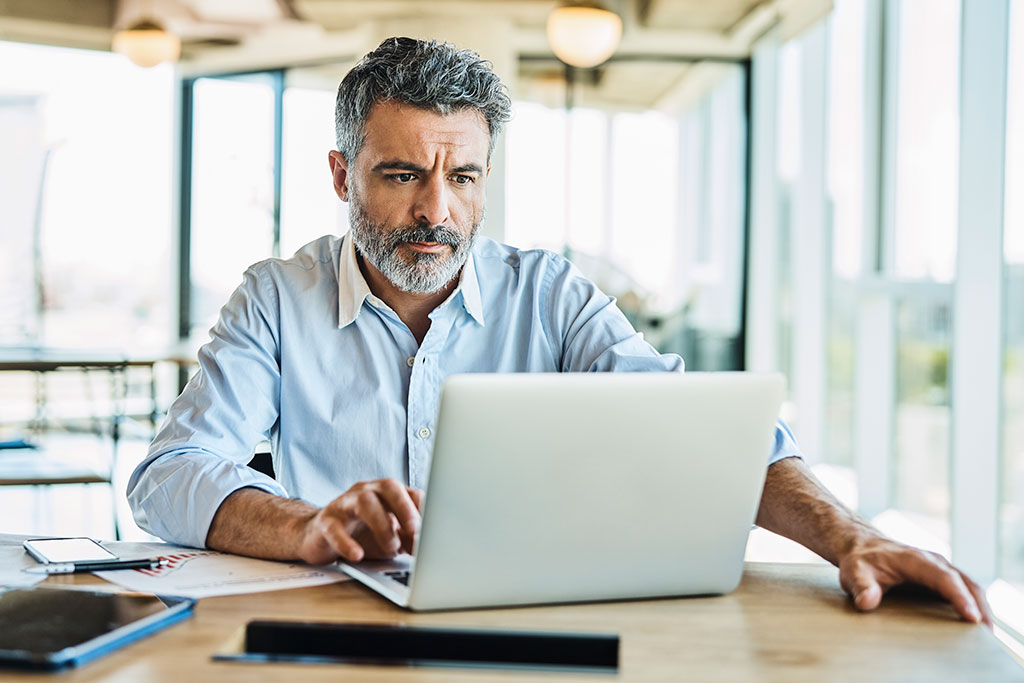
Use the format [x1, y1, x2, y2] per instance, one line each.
[0, 0, 115, 28]
[296, 0, 554, 28]
[635, 0, 654, 25]
[0, 16, 114, 51]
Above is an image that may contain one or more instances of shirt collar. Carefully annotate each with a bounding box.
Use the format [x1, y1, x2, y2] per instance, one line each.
[337, 234, 485, 328]
[458, 245, 485, 327]
[337, 234, 373, 328]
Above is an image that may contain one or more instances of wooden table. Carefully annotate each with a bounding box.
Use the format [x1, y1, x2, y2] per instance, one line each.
[3, 556, 1019, 681]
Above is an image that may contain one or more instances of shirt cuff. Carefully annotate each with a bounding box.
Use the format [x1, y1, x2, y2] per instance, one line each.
[128, 449, 288, 548]
[768, 419, 803, 467]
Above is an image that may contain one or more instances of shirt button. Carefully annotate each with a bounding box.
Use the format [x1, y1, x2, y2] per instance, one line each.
[418, 427, 431, 439]
[406, 356, 415, 367]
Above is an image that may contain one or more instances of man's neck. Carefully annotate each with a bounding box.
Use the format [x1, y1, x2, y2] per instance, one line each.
[357, 253, 458, 345]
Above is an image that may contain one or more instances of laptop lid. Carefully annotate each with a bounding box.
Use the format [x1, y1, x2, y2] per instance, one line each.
[406, 372, 784, 611]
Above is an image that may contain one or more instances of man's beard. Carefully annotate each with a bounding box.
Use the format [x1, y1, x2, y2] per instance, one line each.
[347, 193, 481, 294]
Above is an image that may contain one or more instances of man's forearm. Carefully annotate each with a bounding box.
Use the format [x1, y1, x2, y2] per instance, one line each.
[205, 487, 318, 560]
[755, 457, 877, 565]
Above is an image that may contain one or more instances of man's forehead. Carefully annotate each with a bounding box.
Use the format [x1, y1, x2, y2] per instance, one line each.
[361, 101, 489, 164]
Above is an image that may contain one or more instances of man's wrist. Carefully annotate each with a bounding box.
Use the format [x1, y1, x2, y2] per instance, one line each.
[757, 458, 888, 566]
[830, 517, 886, 565]
[207, 488, 321, 560]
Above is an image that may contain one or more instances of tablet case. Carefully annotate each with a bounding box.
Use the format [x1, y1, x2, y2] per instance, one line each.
[0, 587, 195, 670]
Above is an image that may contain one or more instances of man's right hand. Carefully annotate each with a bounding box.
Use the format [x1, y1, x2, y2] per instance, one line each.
[205, 480, 422, 565]
[296, 479, 423, 565]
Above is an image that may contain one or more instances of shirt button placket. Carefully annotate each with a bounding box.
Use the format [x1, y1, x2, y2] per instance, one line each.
[411, 352, 435, 489]
[408, 350, 430, 489]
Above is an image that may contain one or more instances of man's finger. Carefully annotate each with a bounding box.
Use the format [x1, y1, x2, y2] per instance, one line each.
[407, 487, 424, 512]
[316, 514, 365, 562]
[352, 488, 402, 553]
[841, 560, 884, 611]
[854, 581, 883, 611]
[961, 571, 994, 628]
[372, 479, 422, 536]
[898, 551, 982, 623]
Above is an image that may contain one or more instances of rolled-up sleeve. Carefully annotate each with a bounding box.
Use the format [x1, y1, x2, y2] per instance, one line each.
[767, 418, 802, 466]
[127, 266, 289, 547]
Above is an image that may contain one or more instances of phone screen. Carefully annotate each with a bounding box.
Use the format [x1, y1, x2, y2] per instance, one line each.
[24, 538, 119, 564]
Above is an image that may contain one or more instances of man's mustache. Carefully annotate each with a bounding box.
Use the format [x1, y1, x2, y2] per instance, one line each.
[386, 224, 464, 249]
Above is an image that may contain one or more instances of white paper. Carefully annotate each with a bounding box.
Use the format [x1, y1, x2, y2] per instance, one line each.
[0, 545, 47, 588]
[94, 547, 349, 599]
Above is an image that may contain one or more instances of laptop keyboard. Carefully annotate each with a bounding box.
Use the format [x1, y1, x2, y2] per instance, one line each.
[384, 570, 410, 586]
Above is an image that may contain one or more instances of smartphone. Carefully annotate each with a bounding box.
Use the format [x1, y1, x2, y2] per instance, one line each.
[23, 537, 119, 564]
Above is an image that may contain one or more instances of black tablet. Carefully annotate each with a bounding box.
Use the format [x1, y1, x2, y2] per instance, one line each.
[0, 587, 195, 670]
[216, 620, 619, 673]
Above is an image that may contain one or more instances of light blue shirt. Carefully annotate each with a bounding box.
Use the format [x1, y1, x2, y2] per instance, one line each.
[128, 234, 801, 547]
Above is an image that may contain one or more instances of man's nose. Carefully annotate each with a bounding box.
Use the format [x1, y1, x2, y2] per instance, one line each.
[413, 175, 451, 227]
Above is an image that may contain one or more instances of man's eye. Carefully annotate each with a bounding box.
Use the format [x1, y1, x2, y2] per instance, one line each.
[391, 173, 416, 183]
[451, 175, 473, 185]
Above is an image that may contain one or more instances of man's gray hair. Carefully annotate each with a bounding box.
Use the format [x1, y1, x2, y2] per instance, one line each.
[335, 37, 512, 163]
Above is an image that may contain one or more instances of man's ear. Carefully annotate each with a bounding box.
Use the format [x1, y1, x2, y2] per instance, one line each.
[328, 150, 350, 202]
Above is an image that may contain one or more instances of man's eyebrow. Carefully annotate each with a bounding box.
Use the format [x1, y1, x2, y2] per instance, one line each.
[372, 160, 427, 173]
[371, 161, 485, 175]
[450, 163, 484, 175]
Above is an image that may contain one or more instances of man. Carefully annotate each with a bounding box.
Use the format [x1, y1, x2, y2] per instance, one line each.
[128, 37, 991, 625]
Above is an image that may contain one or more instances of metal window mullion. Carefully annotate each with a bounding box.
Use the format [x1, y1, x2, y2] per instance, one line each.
[879, 0, 901, 276]
[176, 77, 195, 392]
[745, 27, 781, 373]
[951, 0, 1010, 582]
[737, 59, 753, 369]
[271, 70, 284, 259]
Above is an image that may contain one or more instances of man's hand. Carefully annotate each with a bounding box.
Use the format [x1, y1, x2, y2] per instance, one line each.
[297, 479, 422, 565]
[205, 479, 422, 565]
[837, 533, 992, 625]
[757, 457, 992, 626]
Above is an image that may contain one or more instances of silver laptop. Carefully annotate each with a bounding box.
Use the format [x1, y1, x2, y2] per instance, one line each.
[340, 371, 785, 611]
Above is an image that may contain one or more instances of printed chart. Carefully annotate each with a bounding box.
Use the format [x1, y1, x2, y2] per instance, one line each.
[94, 549, 348, 598]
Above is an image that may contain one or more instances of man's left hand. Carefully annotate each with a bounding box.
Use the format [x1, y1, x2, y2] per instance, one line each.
[837, 534, 992, 625]
[757, 457, 993, 627]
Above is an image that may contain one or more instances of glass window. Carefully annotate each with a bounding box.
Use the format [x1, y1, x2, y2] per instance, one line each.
[885, 0, 960, 541]
[0, 41, 174, 349]
[893, 298, 951, 532]
[188, 65, 355, 336]
[565, 107, 608, 256]
[1001, 0, 1024, 588]
[827, 0, 866, 280]
[505, 62, 747, 366]
[189, 75, 276, 333]
[281, 68, 350, 258]
[824, 0, 867, 468]
[608, 109, 679, 302]
[891, 0, 960, 282]
[0, 41, 175, 540]
[505, 101, 572, 252]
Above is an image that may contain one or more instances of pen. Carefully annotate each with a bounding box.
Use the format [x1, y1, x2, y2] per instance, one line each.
[23, 558, 169, 575]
